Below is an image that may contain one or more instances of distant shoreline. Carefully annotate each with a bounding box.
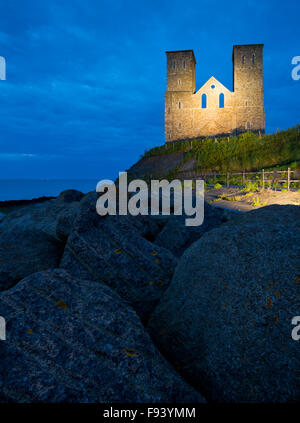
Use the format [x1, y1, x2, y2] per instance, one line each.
[0, 196, 56, 208]
[0, 179, 98, 204]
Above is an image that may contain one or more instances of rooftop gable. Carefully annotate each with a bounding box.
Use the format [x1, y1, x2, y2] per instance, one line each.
[195, 76, 232, 95]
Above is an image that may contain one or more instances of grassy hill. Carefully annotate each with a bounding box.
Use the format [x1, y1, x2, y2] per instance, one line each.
[129, 126, 300, 182]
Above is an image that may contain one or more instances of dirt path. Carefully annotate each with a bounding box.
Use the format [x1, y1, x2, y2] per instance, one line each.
[205, 186, 300, 212]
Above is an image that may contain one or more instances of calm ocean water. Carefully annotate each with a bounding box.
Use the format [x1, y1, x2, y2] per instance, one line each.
[0, 179, 100, 201]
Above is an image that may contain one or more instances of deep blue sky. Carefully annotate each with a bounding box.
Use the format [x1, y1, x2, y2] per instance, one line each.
[0, 0, 299, 180]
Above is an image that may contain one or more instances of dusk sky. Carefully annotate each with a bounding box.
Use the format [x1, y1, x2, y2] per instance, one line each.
[0, 0, 299, 180]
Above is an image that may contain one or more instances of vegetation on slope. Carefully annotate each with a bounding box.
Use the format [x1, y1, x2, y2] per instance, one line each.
[142, 125, 300, 173]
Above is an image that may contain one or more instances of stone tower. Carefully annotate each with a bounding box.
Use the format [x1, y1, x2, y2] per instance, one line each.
[165, 51, 196, 143]
[164, 44, 265, 143]
[166, 50, 196, 92]
[232, 44, 265, 133]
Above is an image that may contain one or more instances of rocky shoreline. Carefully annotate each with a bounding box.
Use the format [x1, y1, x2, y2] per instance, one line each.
[0, 195, 56, 208]
[0, 189, 299, 402]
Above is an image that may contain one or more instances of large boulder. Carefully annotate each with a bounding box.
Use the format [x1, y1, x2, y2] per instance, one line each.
[0, 269, 205, 403]
[56, 189, 84, 203]
[0, 226, 63, 291]
[0, 199, 79, 239]
[154, 203, 226, 256]
[56, 207, 79, 242]
[148, 205, 300, 402]
[78, 191, 165, 241]
[60, 203, 177, 321]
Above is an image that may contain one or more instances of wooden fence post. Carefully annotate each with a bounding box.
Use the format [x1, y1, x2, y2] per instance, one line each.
[287, 167, 290, 191]
[262, 169, 265, 190]
[226, 172, 229, 187]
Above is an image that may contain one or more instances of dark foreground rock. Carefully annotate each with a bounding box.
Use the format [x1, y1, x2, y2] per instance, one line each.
[60, 202, 177, 321]
[56, 189, 84, 203]
[56, 207, 79, 241]
[148, 205, 300, 402]
[0, 227, 63, 291]
[0, 196, 80, 239]
[154, 203, 226, 256]
[0, 269, 205, 403]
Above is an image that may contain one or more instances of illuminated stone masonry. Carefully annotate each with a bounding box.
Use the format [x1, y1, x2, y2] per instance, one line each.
[165, 44, 265, 142]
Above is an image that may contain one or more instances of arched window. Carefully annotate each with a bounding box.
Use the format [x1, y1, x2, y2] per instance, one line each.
[178, 101, 182, 109]
[173, 61, 176, 70]
[183, 60, 186, 69]
[201, 93, 207, 108]
[242, 55, 245, 64]
[252, 54, 255, 64]
[178, 122, 181, 129]
[178, 79, 181, 86]
[219, 93, 224, 108]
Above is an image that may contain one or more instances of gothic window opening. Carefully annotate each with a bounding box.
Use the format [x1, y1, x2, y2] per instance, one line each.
[242, 55, 245, 64]
[178, 79, 181, 86]
[183, 60, 186, 69]
[178, 101, 182, 109]
[201, 94, 207, 108]
[219, 93, 224, 108]
[252, 54, 255, 64]
[173, 61, 176, 70]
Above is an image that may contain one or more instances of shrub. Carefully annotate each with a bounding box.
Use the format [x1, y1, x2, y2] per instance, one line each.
[241, 181, 259, 192]
[251, 196, 267, 207]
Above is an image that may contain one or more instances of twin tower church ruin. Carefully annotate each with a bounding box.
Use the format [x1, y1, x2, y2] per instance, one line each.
[165, 44, 265, 142]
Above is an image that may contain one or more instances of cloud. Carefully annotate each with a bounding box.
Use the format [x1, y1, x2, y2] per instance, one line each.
[0, 0, 299, 178]
[0, 153, 37, 160]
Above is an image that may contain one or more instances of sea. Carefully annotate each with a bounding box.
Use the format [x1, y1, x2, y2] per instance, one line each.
[0, 179, 100, 201]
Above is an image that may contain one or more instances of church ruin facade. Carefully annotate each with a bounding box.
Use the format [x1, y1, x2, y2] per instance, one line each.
[165, 44, 265, 142]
